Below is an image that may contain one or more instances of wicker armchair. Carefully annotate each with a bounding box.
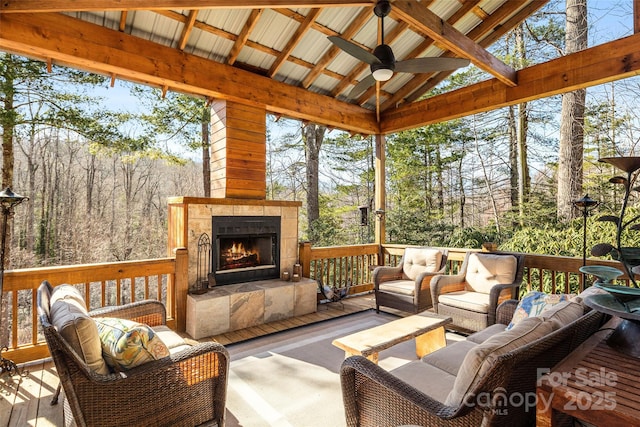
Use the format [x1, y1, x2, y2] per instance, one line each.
[340, 300, 608, 427]
[431, 252, 526, 332]
[373, 247, 448, 314]
[37, 281, 229, 427]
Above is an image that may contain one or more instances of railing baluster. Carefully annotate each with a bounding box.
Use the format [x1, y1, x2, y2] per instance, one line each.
[32, 290, 38, 345]
[11, 290, 18, 348]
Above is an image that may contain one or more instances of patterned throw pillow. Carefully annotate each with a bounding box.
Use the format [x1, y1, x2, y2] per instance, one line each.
[507, 291, 574, 330]
[95, 317, 170, 372]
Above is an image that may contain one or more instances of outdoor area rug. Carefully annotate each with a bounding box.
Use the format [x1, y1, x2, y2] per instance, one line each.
[223, 309, 418, 427]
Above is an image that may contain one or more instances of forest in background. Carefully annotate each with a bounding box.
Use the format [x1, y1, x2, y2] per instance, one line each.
[2, 0, 640, 272]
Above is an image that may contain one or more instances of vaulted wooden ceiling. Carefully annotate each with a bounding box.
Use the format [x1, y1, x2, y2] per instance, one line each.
[1, 1, 640, 135]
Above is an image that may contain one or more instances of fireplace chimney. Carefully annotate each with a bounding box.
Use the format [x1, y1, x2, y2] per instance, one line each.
[210, 100, 267, 199]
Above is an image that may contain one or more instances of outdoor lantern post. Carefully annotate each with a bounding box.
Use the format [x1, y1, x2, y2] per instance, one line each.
[573, 194, 599, 280]
[0, 188, 28, 377]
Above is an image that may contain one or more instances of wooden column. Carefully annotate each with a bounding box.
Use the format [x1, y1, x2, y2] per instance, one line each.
[636, 0, 640, 33]
[374, 134, 386, 245]
[210, 100, 266, 199]
[172, 247, 189, 332]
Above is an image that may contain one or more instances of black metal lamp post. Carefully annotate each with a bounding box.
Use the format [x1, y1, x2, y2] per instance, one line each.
[0, 188, 28, 377]
[573, 194, 599, 280]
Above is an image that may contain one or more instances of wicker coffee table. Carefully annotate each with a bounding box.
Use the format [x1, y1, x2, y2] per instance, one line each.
[332, 311, 452, 364]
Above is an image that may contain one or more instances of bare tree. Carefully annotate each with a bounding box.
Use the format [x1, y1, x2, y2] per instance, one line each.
[303, 123, 326, 241]
[557, 0, 588, 221]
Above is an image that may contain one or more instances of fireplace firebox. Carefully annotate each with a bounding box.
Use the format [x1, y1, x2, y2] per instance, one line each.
[211, 216, 280, 285]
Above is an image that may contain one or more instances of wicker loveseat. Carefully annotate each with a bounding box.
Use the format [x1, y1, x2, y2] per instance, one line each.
[341, 294, 608, 427]
[37, 280, 229, 427]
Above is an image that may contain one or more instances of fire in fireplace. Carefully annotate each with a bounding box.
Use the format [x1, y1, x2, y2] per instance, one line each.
[212, 216, 280, 285]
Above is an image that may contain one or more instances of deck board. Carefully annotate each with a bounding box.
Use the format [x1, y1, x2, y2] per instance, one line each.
[2, 294, 374, 427]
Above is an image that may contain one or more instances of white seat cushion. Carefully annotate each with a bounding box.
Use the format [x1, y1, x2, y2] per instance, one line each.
[438, 291, 490, 313]
[379, 279, 415, 296]
[402, 248, 442, 281]
[465, 253, 517, 294]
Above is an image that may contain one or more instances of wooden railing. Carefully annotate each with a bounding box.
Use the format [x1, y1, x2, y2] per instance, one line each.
[3, 248, 188, 364]
[298, 243, 632, 298]
[4, 243, 634, 365]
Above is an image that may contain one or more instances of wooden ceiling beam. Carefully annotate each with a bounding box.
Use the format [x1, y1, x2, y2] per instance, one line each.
[0, 1, 375, 13]
[269, 8, 320, 77]
[380, 31, 640, 133]
[178, 10, 198, 50]
[0, 12, 378, 134]
[228, 8, 263, 65]
[301, 7, 372, 89]
[393, 1, 517, 87]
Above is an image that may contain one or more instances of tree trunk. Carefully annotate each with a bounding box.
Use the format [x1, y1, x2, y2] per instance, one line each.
[508, 105, 519, 208]
[557, 0, 587, 221]
[303, 123, 326, 241]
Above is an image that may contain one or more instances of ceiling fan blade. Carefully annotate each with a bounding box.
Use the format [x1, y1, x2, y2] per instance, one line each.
[348, 74, 376, 99]
[328, 36, 381, 65]
[395, 57, 470, 74]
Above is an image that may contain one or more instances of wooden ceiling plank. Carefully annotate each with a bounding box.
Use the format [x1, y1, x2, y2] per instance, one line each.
[178, 10, 198, 50]
[380, 31, 640, 133]
[301, 6, 371, 88]
[0, 1, 375, 13]
[269, 8, 320, 77]
[0, 12, 378, 134]
[228, 8, 264, 65]
[393, 1, 517, 87]
[381, 0, 537, 111]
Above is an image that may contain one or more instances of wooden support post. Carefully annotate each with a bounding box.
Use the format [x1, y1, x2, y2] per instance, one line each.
[173, 247, 189, 332]
[299, 241, 312, 278]
[374, 134, 386, 250]
[636, 0, 640, 33]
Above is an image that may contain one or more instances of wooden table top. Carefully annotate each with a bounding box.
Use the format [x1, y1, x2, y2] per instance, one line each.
[537, 320, 640, 427]
[332, 311, 451, 358]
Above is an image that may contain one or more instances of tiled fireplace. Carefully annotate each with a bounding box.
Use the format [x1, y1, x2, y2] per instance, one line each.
[167, 197, 316, 339]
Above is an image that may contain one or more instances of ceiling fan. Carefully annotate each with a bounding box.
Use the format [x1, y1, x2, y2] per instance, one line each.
[328, 0, 471, 100]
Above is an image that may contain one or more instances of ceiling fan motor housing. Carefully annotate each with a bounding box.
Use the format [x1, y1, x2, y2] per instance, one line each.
[371, 44, 395, 80]
[374, 1, 392, 18]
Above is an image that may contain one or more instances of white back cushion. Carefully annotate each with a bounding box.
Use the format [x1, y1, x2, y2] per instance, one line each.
[465, 253, 517, 294]
[402, 248, 443, 281]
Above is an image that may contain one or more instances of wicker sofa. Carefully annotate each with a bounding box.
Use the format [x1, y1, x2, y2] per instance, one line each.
[341, 294, 609, 427]
[37, 281, 229, 427]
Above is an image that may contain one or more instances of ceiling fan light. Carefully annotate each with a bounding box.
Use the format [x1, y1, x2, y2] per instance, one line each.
[372, 68, 393, 81]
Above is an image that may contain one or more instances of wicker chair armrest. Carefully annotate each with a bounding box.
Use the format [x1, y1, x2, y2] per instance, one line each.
[495, 300, 519, 325]
[415, 270, 444, 291]
[66, 342, 229, 426]
[341, 356, 470, 427]
[89, 300, 167, 327]
[372, 265, 403, 289]
[488, 284, 519, 326]
[430, 274, 466, 312]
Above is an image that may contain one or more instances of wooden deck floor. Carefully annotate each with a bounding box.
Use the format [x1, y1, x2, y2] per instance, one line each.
[1, 294, 375, 427]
